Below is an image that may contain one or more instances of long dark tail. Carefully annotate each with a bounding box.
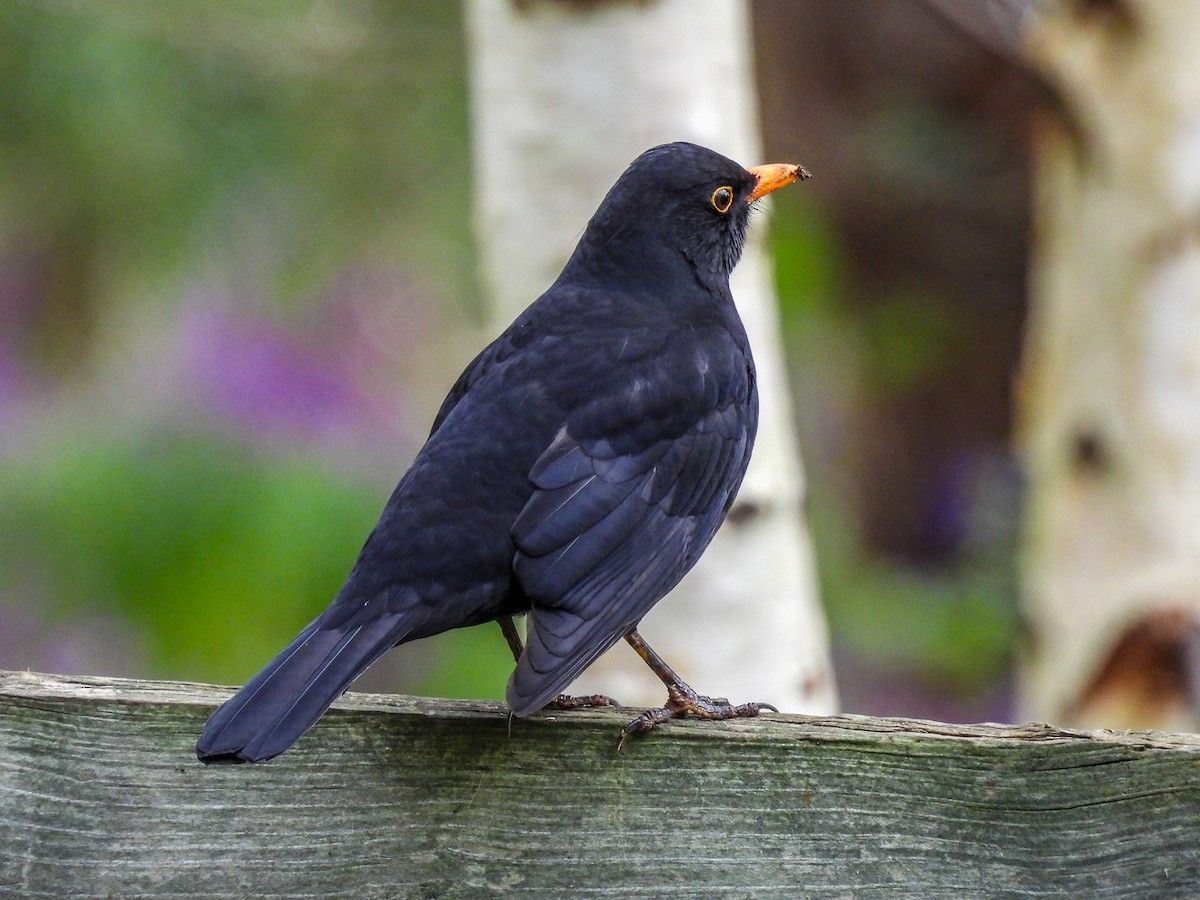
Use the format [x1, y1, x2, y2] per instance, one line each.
[196, 615, 407, 764]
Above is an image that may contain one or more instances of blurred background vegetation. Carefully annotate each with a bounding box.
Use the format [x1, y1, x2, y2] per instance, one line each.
[0, 1, 1036, 722]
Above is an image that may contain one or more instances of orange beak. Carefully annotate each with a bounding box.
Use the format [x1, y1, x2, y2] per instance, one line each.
[746, 162, 811, 202]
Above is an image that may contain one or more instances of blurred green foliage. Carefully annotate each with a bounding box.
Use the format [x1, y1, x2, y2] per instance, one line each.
[0, 1, 475, 365]
[859, 288, 963, 395]
[0, 1, 501, 696]
[770, 192, 1017, 706]
[0, 432, 378, 680]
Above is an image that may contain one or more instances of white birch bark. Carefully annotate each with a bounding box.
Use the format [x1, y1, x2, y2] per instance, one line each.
[465, 0, 836, 712]
[1019, 0, 1200, 729]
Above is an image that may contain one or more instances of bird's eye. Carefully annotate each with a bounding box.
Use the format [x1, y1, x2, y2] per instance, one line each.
[710, 186, 734, 214]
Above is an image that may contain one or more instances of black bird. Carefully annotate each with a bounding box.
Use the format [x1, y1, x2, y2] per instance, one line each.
[196, 142, 809, 764]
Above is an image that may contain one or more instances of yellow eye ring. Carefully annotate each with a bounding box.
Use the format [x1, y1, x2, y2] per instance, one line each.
[710, 186, 734, 214]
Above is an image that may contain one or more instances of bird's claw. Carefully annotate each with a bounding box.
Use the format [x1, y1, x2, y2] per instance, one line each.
[616, 683, 776, 749]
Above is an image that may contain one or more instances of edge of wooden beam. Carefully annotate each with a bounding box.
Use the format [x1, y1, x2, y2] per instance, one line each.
[6, 667, 1199, 754]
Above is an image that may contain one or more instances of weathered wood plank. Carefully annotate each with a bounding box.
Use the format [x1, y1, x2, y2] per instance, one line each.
[2, 669, 1199, 897]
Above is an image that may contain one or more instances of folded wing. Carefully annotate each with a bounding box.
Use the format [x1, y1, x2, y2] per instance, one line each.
[507, 392, 753, 715]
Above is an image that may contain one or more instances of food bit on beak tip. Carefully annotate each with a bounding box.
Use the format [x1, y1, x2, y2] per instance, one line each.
[746, 161, 812, 202]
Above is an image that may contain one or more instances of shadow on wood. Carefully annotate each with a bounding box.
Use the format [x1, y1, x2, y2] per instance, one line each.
[2, 669, 1199, 897]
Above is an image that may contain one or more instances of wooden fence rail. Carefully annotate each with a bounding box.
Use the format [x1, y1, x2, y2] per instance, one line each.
[2, 670, 1199, 897]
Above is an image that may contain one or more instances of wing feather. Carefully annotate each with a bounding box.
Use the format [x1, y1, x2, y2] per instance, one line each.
[507, 392, 753, 714]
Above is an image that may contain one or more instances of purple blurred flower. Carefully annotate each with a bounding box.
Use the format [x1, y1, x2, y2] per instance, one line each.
[180, 300, 408, 456]
[0, 357, 24, 426]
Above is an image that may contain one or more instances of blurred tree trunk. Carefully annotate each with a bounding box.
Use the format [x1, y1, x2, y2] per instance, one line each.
[1018, 0, 1200, 730]
[465, 0, 836, 713]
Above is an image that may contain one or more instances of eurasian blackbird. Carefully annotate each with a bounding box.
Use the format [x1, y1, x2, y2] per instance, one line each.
[196, 142, 808, 764]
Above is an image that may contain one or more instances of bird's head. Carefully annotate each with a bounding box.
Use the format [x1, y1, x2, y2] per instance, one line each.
[574, 142, 810, 288]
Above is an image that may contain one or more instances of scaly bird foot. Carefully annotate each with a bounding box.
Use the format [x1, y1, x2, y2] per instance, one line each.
[617, 682, 776, 749]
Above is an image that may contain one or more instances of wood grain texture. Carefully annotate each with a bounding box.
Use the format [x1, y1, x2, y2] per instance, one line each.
[2, 670, 1199, 898]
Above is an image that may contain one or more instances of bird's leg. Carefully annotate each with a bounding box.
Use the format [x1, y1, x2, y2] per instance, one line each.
[619, 629, 776, 746]
[497, 616, 525, 662]
[495, 616, 617, 711]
